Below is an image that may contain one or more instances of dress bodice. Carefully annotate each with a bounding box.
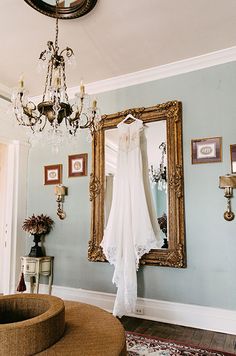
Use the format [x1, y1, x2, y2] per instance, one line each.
[117, 120, 143, 152]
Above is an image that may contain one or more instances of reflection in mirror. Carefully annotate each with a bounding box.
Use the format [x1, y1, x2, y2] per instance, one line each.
[230, 144, 236, 174]
[89, 101, 186, 268]
[104, 121, 168, 249]
[44, 0, 83, 6]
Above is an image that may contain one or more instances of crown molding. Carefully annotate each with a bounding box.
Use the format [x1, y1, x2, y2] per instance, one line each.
[4, 46, 236, 104]
[28, 45, 236, 102]
[0, 83, 11, 102]
[66, 46, 236, 97]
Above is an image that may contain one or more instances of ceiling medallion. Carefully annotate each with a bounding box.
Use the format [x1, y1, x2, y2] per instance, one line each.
[24, 0, 97, 20]
[12, 0, 101, 149]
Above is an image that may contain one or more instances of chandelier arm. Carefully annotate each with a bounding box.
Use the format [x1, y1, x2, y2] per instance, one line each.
[78, 115, 93, 130]
[15, 112, 25, 125]
[70, 107, 86, 124]
[46, 41, 56, 54]
[19, 108, 39, 127]
[72, 97, 85, 119]
[38, 114, 48, 132]
[64, 116, 77, 136]
[59, 47, 74, 58]
[39, 49, 47, 61]
[15, 94, 40, 127]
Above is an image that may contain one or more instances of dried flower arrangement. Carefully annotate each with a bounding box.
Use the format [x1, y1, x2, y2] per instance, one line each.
[22, 214, 54, 235]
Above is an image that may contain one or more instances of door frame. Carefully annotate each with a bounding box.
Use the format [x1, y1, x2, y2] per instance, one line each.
[0, 137, 29, 294]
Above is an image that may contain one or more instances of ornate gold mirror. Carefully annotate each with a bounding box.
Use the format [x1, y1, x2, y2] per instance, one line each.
[89, 101, 186, 268]
[24, 0, 97, 19]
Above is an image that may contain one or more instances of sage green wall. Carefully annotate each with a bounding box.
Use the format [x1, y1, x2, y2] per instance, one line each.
[27, 61, 236, 310]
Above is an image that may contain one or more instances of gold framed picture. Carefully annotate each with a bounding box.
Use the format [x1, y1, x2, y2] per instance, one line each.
[44, 164, 62, 185]
[68, 154, 88, 177]
[191, 137, 222, 164]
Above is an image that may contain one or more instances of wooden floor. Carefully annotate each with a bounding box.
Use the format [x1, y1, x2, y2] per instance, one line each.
[120, 316, 236, 354]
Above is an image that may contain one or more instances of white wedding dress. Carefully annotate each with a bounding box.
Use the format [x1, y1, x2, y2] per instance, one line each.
[101, 119, 161, 317]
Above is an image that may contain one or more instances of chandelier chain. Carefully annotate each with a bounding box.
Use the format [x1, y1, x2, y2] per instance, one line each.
[43, 61, 51, 102]
[55, 0, 59, 50]
[55, 18, 59, 51]
[62, 61, 69, 103]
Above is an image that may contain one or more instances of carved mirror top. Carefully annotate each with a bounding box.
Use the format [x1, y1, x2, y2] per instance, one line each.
[89, 101, 186, 268]
[24, 0, 97, 19]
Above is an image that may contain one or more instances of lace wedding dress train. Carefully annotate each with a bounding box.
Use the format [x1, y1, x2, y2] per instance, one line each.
[101, 119, 161, 317]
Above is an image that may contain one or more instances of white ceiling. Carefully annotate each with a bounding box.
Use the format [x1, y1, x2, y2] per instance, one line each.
[1, 0, 236, 96]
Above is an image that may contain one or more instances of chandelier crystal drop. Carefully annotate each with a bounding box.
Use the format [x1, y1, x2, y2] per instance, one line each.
[11, 0, 101, 145]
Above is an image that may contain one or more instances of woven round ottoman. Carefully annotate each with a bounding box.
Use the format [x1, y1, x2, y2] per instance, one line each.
[37, 300, 127, 356]
[0, 294, 65, 356]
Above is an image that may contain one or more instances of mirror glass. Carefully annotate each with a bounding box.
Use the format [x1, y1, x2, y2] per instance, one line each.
[230, 144, 236, 173]
[43, 0, 83, 8]
[89, 101, 186, 268]
[104, 121, 168, 249]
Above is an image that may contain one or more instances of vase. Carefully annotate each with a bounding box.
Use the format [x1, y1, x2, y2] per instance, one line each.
[28, 234, 44, 257]
[161, 238, 168, 249]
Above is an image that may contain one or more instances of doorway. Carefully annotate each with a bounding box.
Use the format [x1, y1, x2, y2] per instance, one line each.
[0, 140, 29, 294]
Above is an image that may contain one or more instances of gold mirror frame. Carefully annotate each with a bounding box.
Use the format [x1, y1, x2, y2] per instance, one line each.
[88, 100, 186, 268]
[24, 0, 97, 19]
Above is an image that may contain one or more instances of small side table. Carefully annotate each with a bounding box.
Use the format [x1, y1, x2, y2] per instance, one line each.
[20, 256, 54, 294]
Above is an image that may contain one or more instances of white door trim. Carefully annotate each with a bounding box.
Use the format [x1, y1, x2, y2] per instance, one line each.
[0, 139, 29, 294]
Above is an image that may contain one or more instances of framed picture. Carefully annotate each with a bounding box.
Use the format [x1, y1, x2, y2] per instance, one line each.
[68, 153, 88, 177]
[44, 164, 62, 185]
[191, 137, 222, 164]
[230, 144, 236, 173]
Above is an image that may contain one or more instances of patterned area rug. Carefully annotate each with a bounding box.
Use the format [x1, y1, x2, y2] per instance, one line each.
[126, 332, 235, 356]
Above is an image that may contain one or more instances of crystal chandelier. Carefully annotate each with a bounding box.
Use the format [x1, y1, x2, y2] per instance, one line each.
[149, 142, 167, 191]
[12, 0, 101, 145]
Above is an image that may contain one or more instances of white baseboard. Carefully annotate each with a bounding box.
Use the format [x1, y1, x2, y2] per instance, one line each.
[24, 283, 236, 335]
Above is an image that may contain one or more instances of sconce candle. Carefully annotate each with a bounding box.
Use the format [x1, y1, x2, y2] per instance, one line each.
[55, 185, 66, 197]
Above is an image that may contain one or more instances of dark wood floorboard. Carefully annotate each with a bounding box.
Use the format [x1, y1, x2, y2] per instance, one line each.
[120, 316, 236, 354]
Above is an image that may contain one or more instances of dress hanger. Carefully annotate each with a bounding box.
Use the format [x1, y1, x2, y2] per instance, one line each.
[121, 113, 143, 124]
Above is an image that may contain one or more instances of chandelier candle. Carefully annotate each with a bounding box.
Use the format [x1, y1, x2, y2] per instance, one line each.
[80, 81, 85, 97]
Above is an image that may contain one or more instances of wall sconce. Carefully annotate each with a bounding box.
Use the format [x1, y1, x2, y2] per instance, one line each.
[219, 175, 236, 221]
[54, 185, 68, 220]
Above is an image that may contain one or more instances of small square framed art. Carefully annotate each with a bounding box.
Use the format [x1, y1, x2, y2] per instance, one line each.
[191, 137, 222, 164]
[44, 164, 62, 185]
[68, 154, 88, 177]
